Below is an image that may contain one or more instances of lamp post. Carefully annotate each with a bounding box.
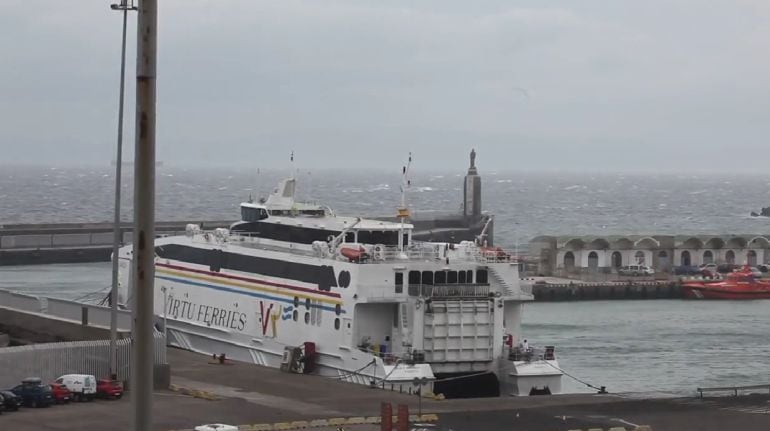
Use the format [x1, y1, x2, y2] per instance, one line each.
[109, 0, 137, 381]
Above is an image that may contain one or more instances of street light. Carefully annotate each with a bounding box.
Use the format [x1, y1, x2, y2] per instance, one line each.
[109, 0, 138, 381]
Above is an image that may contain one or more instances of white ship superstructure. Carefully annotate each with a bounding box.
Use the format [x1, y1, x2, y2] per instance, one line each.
[118, 162, 561, 397]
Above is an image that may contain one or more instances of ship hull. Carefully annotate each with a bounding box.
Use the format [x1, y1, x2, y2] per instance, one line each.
[682, 285, 770, 300]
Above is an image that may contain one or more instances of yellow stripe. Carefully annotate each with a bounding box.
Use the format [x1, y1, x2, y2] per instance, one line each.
[156, 267, 343, 305]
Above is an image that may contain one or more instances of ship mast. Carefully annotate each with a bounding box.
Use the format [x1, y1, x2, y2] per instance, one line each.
[397, 153, 412, 252]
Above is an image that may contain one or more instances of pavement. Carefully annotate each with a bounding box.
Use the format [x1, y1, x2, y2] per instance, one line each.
[2, 347, 769, 430]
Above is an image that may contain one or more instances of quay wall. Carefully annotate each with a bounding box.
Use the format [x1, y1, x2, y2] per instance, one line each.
[529, 280, 683, 301]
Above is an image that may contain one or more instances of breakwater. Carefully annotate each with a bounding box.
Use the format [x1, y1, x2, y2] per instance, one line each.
[0, 220, 231, 265]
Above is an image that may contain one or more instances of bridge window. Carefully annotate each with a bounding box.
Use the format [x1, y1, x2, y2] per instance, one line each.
[408, 271, 421, 285]
[447, 271, 458, 284]
[476, 269, 488, 284]
[458, 271, 467, 284]
[421, 271, 433, 285]
[434, 271, 446, 284]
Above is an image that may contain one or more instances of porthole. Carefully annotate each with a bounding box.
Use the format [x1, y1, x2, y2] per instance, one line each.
[293, 310, 298, 321]
[304, 312, 310, 324]
[335, 304, 341, 316]
[305, 298, 311, 309]
[334, 318, 340, 330]
[293, 296, 299, 308]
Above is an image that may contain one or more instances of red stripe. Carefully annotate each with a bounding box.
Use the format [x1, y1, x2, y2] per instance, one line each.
[156, 262, 341, 298]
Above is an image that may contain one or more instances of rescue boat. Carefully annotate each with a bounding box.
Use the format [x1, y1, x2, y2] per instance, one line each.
[682, 266, 770, 299]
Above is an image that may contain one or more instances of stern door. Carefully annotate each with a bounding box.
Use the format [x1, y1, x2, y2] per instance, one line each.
[423, 300, 493, 362]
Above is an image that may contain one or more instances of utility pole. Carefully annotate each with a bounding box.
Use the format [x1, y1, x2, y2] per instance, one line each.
[109, 0, 137, 382]
[131, 1, 157, 430]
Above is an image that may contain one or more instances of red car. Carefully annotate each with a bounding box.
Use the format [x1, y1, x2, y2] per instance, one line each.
[96, 379, 123, 399]
[49, 383, 72, 404]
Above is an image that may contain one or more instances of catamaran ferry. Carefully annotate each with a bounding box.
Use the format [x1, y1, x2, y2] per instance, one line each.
[117, 155, 561, 397]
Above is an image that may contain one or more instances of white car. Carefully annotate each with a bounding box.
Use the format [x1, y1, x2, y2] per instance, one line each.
[194, 425, 238, 431]
[618, 265, 654, 276]
[55, 374, 96, 401]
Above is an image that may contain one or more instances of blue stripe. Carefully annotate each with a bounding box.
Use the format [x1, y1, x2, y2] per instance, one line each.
[156, 275, 345, 313]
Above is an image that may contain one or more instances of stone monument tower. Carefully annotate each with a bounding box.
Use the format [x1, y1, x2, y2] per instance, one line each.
[463, 148, 482, 217]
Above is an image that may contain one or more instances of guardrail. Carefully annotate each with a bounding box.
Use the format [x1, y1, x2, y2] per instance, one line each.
[697, 384, 770, 398]
[0, 288, 132, 330]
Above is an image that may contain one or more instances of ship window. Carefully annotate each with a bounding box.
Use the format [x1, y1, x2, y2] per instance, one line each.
[458, 270, 467, 284]
[408, 271, 421, 285]
[304, 312, 310, 324]
[434, 271, 446, 284]
[395, 284, 403, 294]
[334, 318, 340, 330]
[293, 310, 298, 321]
[477, 269, 488, 284]
[447, 271, 458, 284]
[466, 270, 473, 283]
[335, 304, 341, 316]
[395, 272, 403, 286]
[305, 298, 311, 309]
[357, 230, 399, 246]
[294, 296, 299, 308]
[421, 271, 433, 285]
[209, 249, 222, 273]
[344, 232, 355, 243]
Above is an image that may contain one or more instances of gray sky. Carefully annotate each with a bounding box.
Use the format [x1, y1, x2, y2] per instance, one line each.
[2, 0, 769, 172]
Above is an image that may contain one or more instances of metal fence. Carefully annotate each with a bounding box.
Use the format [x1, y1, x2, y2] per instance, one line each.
[0, 333, 166, 388]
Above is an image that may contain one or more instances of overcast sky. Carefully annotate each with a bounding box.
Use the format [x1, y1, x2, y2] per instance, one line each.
[1, 0, 769, 172]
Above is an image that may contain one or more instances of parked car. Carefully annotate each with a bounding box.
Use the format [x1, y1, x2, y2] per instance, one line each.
[0, 393, 4, 415]
[716, 263, 739, 274]
[699, 263, 718, 276]
[49, 383, 72, 404]
[55, 374, 96, 402]
[674, 265, 702, 276]
[96, 379, 123, 399]
[618, 265, 655, 276]
[11, 377, 54, 408]
[0, 390, 22, 411]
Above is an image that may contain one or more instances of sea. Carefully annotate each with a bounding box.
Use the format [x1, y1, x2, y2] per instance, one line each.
[1, 165, 770, 395]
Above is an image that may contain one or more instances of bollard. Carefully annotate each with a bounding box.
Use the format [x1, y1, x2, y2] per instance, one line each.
[397, 404, 409, 431]
[381, 402, 392, 431]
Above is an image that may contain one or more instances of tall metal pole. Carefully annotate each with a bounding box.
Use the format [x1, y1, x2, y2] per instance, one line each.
[131, 0, 157, 430]
[109, 0, 136, 382]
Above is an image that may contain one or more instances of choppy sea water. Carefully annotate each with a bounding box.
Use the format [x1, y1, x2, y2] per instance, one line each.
[1, 166, 770, 394]
[4, 165, 770, 247]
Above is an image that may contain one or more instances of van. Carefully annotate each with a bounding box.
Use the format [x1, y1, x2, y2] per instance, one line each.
[618, 265, 654, 276]
[55, 374, 96, 401]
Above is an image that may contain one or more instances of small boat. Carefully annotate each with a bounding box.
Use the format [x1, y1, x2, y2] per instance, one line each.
[682, 266, 770, 299]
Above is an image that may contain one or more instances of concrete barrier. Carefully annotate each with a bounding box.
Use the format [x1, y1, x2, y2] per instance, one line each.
[52, 233, 93, 247]
[1, 234, 53, 249]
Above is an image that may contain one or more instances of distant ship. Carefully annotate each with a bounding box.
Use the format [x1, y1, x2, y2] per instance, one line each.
[682, 266, 770, 299]
[117, 152, 562, 397]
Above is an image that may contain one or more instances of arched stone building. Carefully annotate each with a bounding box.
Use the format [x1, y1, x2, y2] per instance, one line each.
[528, 234, 770, 276]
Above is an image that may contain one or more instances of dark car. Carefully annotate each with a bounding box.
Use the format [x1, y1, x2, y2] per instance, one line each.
[674, 265, 702, 276]
[11, 377, 54, 408]
[0, 390, 22, 411]
[717, 263, 739, 274]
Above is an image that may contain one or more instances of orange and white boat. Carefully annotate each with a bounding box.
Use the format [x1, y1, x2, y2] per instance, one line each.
[682, 266, 770, 299]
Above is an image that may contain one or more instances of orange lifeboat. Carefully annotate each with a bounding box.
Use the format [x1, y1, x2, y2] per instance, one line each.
[340, 246, 367, 262]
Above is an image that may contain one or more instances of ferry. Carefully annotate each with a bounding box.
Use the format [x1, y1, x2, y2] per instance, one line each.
[117, 155, 562, 397]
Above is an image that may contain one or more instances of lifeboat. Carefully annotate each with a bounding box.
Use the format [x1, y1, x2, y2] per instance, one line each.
[340, 246, 367, 262]
[682, 266, 770, 299]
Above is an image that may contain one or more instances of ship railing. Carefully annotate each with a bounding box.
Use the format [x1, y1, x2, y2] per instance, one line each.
[367, 245, 443, 263]
[508, 345, 557, 362]
[469, 246, 516, 264]
[407, 283, 491, 298]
